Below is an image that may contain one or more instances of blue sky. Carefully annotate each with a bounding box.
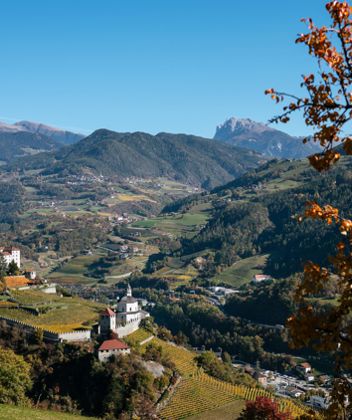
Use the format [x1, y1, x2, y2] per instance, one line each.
[0, 0, 328, 137]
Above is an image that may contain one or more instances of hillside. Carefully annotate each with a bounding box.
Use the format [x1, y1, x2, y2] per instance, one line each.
[214, 117, 321, 159]
[163, 156, 352, 280]
[9, 129, 266, 189]
[126, 331, 312, 419]
[0, 404, 97, 420]
[0, 131, 60, 163]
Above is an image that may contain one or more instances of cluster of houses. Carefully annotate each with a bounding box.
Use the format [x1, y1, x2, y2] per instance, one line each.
[0, 249, 147, 359]
[239, 360, 330, 409]
[1, 269, 149, 363]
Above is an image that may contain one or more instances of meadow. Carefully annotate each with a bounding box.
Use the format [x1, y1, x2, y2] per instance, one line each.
[0, 404, 98, 420]
[212, 254, 269, 287]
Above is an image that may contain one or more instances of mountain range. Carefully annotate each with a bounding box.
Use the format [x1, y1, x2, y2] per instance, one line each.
[8, 129, 266, 189]
[0, 120, 85, 163]
[214, 117, 322, 159]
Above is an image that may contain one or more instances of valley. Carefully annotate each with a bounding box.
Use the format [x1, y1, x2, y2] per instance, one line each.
[0, 140, 338, 419]
[2, 1, 349, 418]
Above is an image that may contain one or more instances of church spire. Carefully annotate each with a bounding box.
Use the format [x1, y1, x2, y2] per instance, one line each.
[127, 283, 132, 297]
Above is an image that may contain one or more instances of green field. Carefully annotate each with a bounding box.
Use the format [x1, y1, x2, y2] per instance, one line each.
[48, 254, 106, 284]
[212, 254, 269, 287]
[0, 404, 97, 420]
[133, 204, 211, 238]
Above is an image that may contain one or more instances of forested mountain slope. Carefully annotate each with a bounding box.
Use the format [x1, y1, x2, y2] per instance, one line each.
[0, 131, 60, 162]
[170, 157, 352, 277]
[8, 129, 266, 189]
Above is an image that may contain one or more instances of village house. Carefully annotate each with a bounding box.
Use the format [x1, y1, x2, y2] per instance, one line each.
[296, 362, 312, 374]
[251, 274, 272, 283]
[0, 246, 20, 267]
[98, 338, 130, 362]
[253, 371, 267, 387]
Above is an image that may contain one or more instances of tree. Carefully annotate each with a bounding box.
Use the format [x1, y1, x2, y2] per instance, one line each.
[0, 347, 32, 405]
[7, 260, 19, 276]
[266, 1, 352, 417]
[238, 396, 291, 420]
[0, 256, 7, 280]
[0, 256, 7, 293]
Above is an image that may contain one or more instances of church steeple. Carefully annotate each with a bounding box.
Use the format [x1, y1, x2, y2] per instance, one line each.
[127, 283, 132, 297]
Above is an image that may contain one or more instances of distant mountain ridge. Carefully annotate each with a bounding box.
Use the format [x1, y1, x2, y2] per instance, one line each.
[0, 120, 85, 145]
[0, 120, 85, 163]
[9, 129, 267, 189]
[214, 117, 321, 159]
[0, 131, 59, 163]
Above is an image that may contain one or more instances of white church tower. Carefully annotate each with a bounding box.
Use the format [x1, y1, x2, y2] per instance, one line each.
[99, 284, 149, 338]
[116, 284, 141, 325]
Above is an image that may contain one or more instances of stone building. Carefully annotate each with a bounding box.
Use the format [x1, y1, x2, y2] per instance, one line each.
[99, 284, 149, 338]
[98, 338, 130, 362]
[0, 246, 20, 267]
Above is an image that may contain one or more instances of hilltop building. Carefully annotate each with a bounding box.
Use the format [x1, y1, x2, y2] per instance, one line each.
[100, 284, 149, 338]
[0, 246, 20, 267]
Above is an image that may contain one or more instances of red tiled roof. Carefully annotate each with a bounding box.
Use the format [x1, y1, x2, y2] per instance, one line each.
[4, 276, 30, 289]
[101, 308, 115, 317]
[254, 274, 271, 280]
[98, 339, 129, 351]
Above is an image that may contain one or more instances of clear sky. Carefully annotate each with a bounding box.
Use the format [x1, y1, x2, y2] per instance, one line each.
[0, 0, 329, 137]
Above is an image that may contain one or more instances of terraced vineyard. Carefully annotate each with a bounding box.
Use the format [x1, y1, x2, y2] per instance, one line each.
[124, 328, 153, 346]
[0, 289, 104, 332]
[144, 339, 316, 420]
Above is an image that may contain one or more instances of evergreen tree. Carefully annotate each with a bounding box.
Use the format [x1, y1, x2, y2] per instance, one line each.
[7, 260, 19, 276]
[0, 256, 7, 293]
[0, 256, 7, 280]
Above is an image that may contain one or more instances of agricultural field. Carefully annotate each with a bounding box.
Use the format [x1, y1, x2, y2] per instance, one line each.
[132, 202, 212, 239]
[0, 404, 98, 420]
[47, 254, 106, 285]
[0, 289, 104, 333]
[142, 338, 313, 420]
[124, 328, 153, 346]
[187, 401, 245, 420]
[212, 254, 269, 287]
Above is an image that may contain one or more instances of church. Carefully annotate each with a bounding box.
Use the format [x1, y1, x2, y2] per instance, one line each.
[100, 284, 149, 338]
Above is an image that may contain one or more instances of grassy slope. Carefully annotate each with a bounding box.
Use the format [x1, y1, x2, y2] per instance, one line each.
[0, 405, 97, 420]
[213, 254, 269, 287]
[133, 203, 211, 239]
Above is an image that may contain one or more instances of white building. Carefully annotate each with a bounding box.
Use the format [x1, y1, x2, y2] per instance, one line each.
[252, 274, 272, 283]
[98, 338, 130, 362]
[99, 284, 149, 338]
[0, 247, 20, 268]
